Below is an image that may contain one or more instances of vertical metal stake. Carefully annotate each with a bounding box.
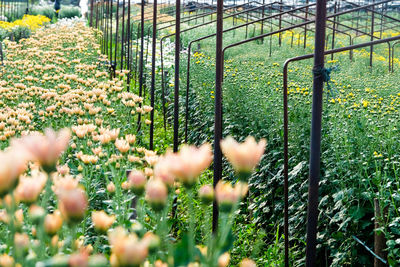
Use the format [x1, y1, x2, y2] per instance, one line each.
[305, 0, 327, 266]
[212, 0, 223, 234]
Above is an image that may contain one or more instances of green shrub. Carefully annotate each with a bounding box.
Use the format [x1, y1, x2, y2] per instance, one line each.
[59, 6, 81, 19]
[10, 26, 31, 42]
[30, 5, 56, 19]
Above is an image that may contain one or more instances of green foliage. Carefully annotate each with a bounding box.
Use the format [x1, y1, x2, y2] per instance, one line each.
[177, 22, 400, 265]
[10, 25, 32, 41]
[59, 6, 81, 19]
[30, 5, 56, 19]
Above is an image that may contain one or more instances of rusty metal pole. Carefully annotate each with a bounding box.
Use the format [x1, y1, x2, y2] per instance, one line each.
[114, 0, 119, 69]
[137, 0, 145, 131]
[120, 0, 126, 70]
[374, 198, 388, 267]
[370, 1, 375, 67]
[331, 1, 337, 60]
[110, 0, 113, 65]
[212, 0, 223, 234]
[126, 0, 131, 88]
[305, 0, 327, 266]
[173, 0, 181, 152]
[304, 0, 309, 49]
[150, 0, 157, 150]
[260, 0, 264, 43]
[279, 0, 282, 46]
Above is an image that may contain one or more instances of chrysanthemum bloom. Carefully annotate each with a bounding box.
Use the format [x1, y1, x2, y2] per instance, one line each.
[142, 232, 160, 253]
[198, 184, 214, 205]
[218, 252, 230, 267]
[153, 153, 177, 188]
[28, 204, 45, 224]
[215, 181, 248, 212]
[14, 128, 70, 172]
[92, 211, 115, 233]
[115, 138, 130, 154]
[171, 143, 213, 187]
[108, 227, 149, 267]
[44, 211, 63, 236]
[220, 136, 266, 180]
[0, 150, 28, 197]
[145, 179, 168, 211]
[14, 233, 29, 256]
[14, 171, 47, 204]
[125, 134, 136, 144]
[58, 187, 88, 223]
[239, 258, 257, 267]
[0, 254, 14, 267]
[128, 170, 147, 195]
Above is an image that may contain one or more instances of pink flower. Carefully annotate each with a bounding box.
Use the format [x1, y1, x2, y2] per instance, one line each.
[198, 184, 214, 204]
[58, 187, 88, 222]
[14, 128, 70, 172]
[171, 143, 213, 187]
[92, 211, 115, 233]
[215, 181, 248, 212]
[153, 151, 178, 187]
[108, 227, 149, 266]
[0, 150, 28, 197]
[14, 170, 47, 204]
[145, 179, 168, 211]
[220, 136, 266, 178]
[128, 170, 147, 195]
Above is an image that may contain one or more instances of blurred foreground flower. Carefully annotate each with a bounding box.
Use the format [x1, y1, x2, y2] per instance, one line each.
[92, 211, 115, 233]
[215, 181, 248, 212]
[171, 143, 213, 187]
[220, 136, 266, 179]
[14, 128, 70, 172]
[108, 227, 149, 267]
[145, 179, 168, 211]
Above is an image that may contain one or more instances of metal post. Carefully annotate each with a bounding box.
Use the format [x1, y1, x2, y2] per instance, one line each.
[114, 0, 119, 69]
[304, 0, 309, 49]
[370, 1, 375, 67]
[212, 0, 223, 234]
[260, 0, 264, 43]
[137, 0, 145, 131]
[305, 0, 327, 266]
[331, 1, 337, 60]
[126, 0, 131, 87]
[150, 0, 157, 150]
[173, 0, 181, 152]
[120, 0, 126, 70]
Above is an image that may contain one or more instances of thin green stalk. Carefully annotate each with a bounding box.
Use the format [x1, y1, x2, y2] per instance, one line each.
[187, 188, 195, 261]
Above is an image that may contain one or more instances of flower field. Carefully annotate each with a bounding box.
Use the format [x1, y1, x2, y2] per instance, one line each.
[0, 1, 400, 266]
[0, 16, 264, 267]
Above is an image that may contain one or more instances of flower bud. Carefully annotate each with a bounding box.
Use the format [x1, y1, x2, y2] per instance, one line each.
[107, 182, 116, 194]
[92, 211, 115, 233]
[239, 258, 257, 267]
[44, 211, 63, 236]
[59, 188, 88, 223]
[145, 179, 168, 211]
[220, 136, 266, 179]
[215, 181, 243, 212]
[14, 233, 29, 256]
[198, 184, 214, 205]
[28, 204, 45, 224]
[218, 252, 230, 267]
[0, 254, 14, 267]
[128, 170, 147, 196]
[142, 232, 160, 253]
